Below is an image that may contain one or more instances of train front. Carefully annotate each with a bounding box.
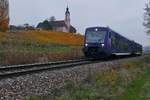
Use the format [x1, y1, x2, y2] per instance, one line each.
[83, 27, 107, 58]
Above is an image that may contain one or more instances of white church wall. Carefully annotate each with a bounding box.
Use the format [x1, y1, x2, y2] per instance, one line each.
[55, 27, 68, 33]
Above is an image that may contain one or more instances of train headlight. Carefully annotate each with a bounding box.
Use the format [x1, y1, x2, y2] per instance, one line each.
[85, 43, 88, 47]
[101, 44, 104, 47]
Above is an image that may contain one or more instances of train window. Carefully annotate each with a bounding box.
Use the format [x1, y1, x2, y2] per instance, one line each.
[111, 34, 117, 48]
[111, 34, 129, 51]
[109, 32, 111, 38]
[86, 30, 107, 43]
[117, 38, 129, 51]
[115, 36, 119, 44]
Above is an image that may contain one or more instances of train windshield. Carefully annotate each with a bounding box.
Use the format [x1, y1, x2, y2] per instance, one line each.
[86, 30, 107, 43]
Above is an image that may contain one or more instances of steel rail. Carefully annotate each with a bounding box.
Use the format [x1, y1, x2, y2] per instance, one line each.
[0, 59, 93, 79]
[0, 58, 93, 71]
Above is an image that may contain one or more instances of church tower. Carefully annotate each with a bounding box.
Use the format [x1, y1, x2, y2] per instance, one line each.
[65, 6, 71, 32]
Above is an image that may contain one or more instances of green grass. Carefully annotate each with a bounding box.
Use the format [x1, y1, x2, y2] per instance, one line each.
[119, 66, 150, 100]
[143, 51, 150, 55]
[0, 45, 83, 65]
[0, 44, 77, 54]
[26, 58, 150, 100]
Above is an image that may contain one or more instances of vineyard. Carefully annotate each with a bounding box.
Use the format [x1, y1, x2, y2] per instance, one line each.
[0, 30, 84, 65]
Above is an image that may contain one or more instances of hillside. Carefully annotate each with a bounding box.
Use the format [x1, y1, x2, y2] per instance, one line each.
[0, 30, 84, 65]
[0, 30, 84, 45]
[144, 45, 150, 52]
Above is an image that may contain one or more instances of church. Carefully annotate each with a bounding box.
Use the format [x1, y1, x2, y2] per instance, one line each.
[50, 7, 76, 33]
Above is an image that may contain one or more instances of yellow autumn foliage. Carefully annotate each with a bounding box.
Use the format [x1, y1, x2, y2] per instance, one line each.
[0, 18, 9, 32]
[0, 31, 7, 42]
[0, 30, 84, 65]
[0, 0, 9, 32]
[20, 30, 84, 45]
[0, 30, 84, 45]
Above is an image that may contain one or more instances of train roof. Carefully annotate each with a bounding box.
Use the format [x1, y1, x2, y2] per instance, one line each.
[85, 27, 108, 31]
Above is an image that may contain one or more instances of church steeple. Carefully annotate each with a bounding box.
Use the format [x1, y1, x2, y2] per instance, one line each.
[65, 6, 70, 21]
[66, 6, 70, 13]
[65, 6, 70, 31]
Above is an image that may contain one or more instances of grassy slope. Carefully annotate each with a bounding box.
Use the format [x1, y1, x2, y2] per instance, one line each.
[27, 56, 150, 100]
[0, 30, 83, 45]
[120, 69, 150, 100]
[0, 30, 84, 65]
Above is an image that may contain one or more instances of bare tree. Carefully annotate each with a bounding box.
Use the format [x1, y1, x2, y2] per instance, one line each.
[144, 2, 150, 34]
[0, 0, 9, 31]
[49, 16, 56, 22]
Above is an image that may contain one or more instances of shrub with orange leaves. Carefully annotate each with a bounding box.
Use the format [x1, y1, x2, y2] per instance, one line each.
[0, 0, 9, 32]
[0, 18, 9, 32]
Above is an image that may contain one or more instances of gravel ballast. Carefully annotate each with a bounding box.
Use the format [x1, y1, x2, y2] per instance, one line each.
[0, 56, 149, 100]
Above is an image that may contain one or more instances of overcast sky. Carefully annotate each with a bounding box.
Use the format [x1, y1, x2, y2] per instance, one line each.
[9, 0, 149, 46]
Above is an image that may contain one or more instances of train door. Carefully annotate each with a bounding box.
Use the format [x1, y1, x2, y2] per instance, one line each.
[106, 31, 112, 52]
[111, 33, 117, 53]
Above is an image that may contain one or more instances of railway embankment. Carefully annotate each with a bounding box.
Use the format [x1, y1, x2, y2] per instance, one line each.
[0, 55, 150, 100]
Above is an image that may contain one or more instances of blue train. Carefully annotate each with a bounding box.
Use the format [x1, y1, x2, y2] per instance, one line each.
[83, 27, 142, 58]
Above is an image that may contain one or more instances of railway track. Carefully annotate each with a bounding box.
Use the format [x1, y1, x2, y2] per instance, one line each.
[0, 59, 94, 79]
[0, 55, 142, 79]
